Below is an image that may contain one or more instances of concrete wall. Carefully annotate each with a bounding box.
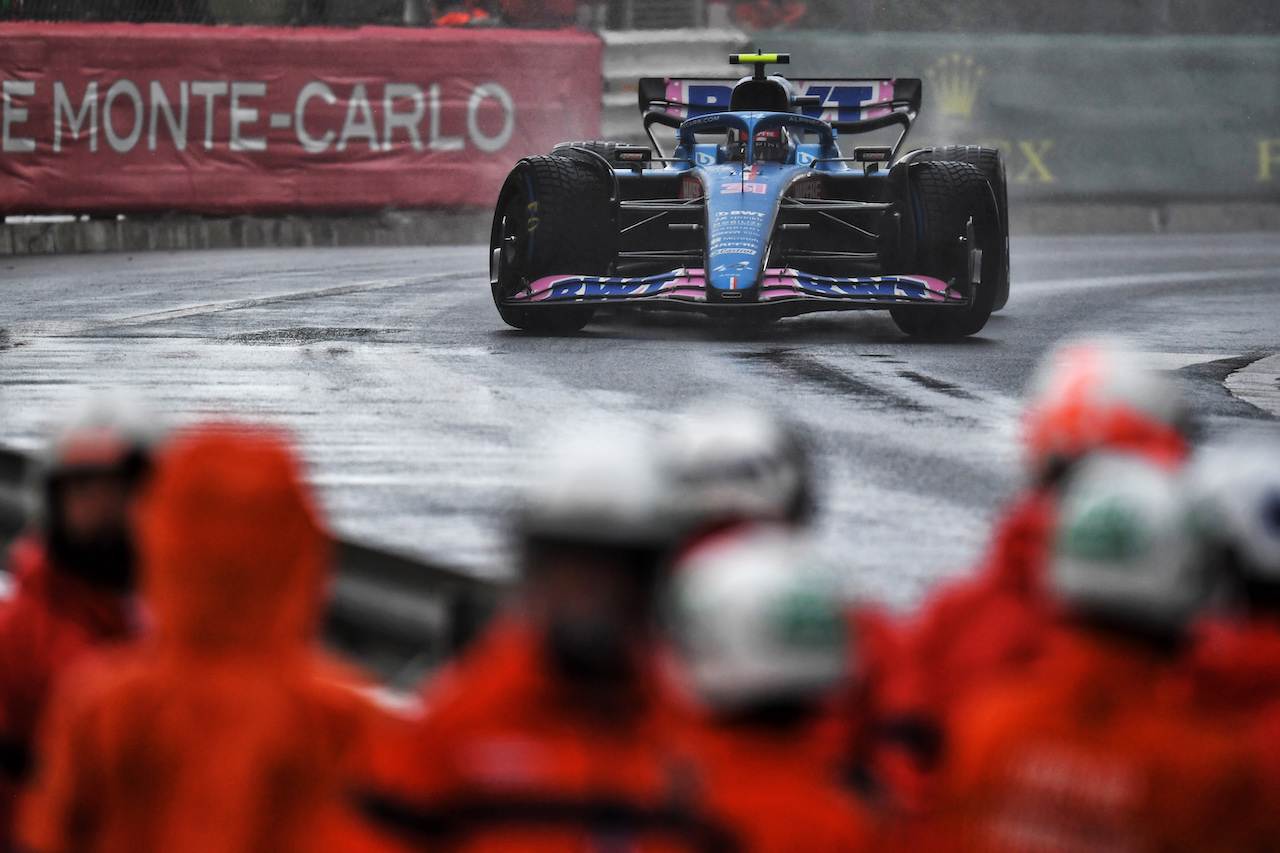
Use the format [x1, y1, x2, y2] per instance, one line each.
[0, 211, 490, 255]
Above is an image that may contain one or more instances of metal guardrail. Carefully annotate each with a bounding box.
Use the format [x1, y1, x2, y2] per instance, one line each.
[0, 445, 501, 680]
[327, 539, 502, 680]
[0, 448, 28, 546]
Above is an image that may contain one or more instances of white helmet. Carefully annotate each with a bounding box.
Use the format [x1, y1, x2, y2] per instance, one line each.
[1184, 436, 1280, 585]
[670, 526, 848, 711]
[40, 390, 162, 479]
[1052, 452, 1204, 632]
[518, 429, 678, 552]
[32, 390, 163, 521]
[29, 390, 163, 592]
[1022, 337, 1189, 483]
[659, 402, 812, 531]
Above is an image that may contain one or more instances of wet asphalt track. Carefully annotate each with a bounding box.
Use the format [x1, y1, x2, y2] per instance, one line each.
[0, 233, 1277, 606]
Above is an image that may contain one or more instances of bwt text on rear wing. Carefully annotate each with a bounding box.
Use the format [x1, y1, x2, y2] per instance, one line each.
[637, 77, 922, 127]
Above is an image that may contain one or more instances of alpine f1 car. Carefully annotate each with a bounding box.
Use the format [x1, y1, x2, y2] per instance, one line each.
[490, 53, 1010, 338]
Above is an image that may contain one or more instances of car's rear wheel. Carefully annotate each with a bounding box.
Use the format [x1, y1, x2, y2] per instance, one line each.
[551, 140, 618, 157]
[551, 141, 651, 165]
[890, 160, 999, 340]
[490, 155, 615, 335]
[913, 146, 1010, 311]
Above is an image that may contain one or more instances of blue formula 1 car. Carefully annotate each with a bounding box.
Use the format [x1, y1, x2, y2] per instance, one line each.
[489, 53, 1009, 338]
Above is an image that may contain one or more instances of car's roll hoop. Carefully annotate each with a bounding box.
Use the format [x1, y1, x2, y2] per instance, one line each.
[729, 52, 791, 79]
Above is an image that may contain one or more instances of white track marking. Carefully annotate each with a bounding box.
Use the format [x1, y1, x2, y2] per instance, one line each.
[1017, 267, 1280, 294]
[6, 272, 470, 338]
[1136, 352, 1234, 371]
[1226, 354, 1280, 417]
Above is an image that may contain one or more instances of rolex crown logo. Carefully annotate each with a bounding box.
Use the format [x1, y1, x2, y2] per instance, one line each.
[926, 53, 985, 119]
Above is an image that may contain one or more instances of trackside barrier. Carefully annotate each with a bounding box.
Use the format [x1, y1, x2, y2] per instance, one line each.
[752, 32, 1280, 203]
[600, 27, 750, 145]
[0, 23, 602, 216]
[327, 540, 503, 679]
[0, 446, 502, 678]
[0, 449, 25, 546]
[0, 210, 493, 256]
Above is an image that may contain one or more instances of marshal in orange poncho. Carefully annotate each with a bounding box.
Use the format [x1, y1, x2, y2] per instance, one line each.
[18, 423, 382, 853]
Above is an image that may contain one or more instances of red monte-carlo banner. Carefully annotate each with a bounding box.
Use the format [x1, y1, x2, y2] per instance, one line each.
[0, 23, 603, 214]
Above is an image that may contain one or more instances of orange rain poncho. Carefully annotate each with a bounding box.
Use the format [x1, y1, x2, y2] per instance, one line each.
[929, 627, 1270, 853]
[19, 424, 380, 853]
[356, 615, 727, 853]
[860, 491, 1056, 816]
[680, 712, 872, 853]
[0, 535, 136, 848]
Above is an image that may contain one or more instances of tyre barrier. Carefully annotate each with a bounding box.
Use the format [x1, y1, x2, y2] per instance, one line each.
[0, 445, 502, 680]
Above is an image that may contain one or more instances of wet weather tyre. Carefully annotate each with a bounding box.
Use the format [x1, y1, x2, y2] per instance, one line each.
[489, 155, 616, 335]
[890, 160, 999, 340]
[551, 141, 620, 158]
[914, 146, 1010, 311]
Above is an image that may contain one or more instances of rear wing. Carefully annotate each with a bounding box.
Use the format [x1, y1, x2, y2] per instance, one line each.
[637, 77, 922, 129]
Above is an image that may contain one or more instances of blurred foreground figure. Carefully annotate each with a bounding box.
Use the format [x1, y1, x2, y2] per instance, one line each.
[732, 0, 806, 29]
[0, 401, 153, 845]
[933, 453, 1265, 852]
[878, 338, 1190, 810]
[358, 435, 722, 853]
[495, 0, 575, 26]
[1186, 435, 1280, 619]
[432, 0, 489, 26]
[671, 527, 871, 853]
[658, 402, 903, 814]
[661, 402, 813, 542]
[1184, 438, 1280, 770]
[19, 424, 378, 853]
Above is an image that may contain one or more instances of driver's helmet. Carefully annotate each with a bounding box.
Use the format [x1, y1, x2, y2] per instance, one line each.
[753, 127, 791, 163]
[725, 127, 747, 162]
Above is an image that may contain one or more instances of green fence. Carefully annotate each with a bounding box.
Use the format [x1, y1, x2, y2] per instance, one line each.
[768, 32, 1280, 202]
